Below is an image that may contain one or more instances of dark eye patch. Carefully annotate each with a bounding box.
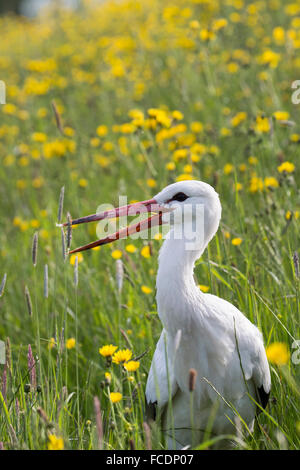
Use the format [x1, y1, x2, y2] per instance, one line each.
[169, 192, 189, 202]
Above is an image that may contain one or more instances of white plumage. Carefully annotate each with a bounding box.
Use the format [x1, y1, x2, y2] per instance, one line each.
[145, 180, 271, 449]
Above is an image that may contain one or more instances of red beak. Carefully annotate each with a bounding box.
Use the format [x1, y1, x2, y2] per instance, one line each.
[65, 198, 167, 254]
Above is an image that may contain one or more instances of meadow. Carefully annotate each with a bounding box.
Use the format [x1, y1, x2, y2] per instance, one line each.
[0, 0, 299, 450]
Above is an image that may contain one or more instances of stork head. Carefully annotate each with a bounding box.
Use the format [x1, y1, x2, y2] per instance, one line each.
[64, 180, 221, 254]
[154, 180, 222, 249]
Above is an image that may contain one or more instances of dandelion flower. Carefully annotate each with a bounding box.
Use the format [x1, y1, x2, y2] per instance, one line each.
[48, 337, 56, 350]
[105, 372, 112, 384]
[66, 338, 76, 349]
[124, 361, 140, 372]
[126, 244, 137, 253]
[110, 392, 122, 403]
[48, 434, 64, 450]
[232, 238, 242, 246]
[112, 349, 132, 364]
[264, 177, 279, 189]
[266, 342, 290, 366]
[277, 161, 295, 173]
[273, 111, 289, 121]
[199, 285, 210, 293]
[141, 285, 152, 295]
[141, 246, 151, 258]
[111, 249, 122, 259]
[99, 344, 118, 357]
[70, 253, 83, 265]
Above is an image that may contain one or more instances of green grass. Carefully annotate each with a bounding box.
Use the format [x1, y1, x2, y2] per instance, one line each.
[0, 0, 299, 450]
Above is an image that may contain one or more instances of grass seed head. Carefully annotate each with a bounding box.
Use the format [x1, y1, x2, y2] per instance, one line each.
[0, 273, 7, 298]
[74, 256, 78, 286]
[57, 186, 65, 223]
[51, 100, 63, 134]
[44, 264, 49, 298]
[32, 232, 38, 267]
[61, 227, 66, 261]
[293, 251, 299, 278]
[189, 368, 197, 392]
[66, 212, 72, 249]
[25, 286, 33, 316]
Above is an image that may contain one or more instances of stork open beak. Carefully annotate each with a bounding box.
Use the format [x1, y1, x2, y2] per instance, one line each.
[64, 198, 168, 254]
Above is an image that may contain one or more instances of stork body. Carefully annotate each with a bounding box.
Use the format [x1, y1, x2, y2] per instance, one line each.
[67, 180, 271, 450]
[145, 181, 271, 449]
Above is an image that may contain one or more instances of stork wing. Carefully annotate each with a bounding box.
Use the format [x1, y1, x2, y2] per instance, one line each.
[231, 308, 271, 411]
[145, 329, 178, 419]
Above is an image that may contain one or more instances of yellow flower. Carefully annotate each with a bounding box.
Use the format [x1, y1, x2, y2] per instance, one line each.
[110, 392, 122, 403]
[99, 344, 118, 357]
[278, 161, 295, 173]
[190, 121, 203, 133]
[32, 132, 47, 142]
[290, 134, 300, 143]
[13, 216, 22, 227]
[232, 238, 242, 246]
[231, 112, 247, 127]
[112, 349, 132, 364]
[212, 18, 228, 31]
[141, 285, 152, 295]
[66, 338, 76, 349]
[172, 110, 183, 120]
[220, 127, 232, 137]
[48, 434, 64, 450]
[258, 49, 280, 68]
[166, 162, 176, 171]
[285, 210, 292, 220]
[255, 115, 270, 133]
[224, 163, 234, 175]
[147, 178, 156, 188]
[126, 244, 137, 253]
[264, 177, 279, 189]
[48, 337, 56, 350]
[248, 156, 258, 165]
[141, 245, 151, 258]
[90, 137, 100, 147]
[2, 103, 17, 115]
[175, 174, 194, 182]
[64, 126, 75, 137]
[79, 178, 88, 188]
[199, 285, 209, 293]
[111, 249, 122, 259]
[273, 111, 289, 121]
[184, 164, 193, 174]
[96, 125, 108, 137]
[266, 342, 290, 366]
[105, 372, 112, 384]
[273, 27, 285, 44]
[227, 62, 239, 74]
[249, 176, 264, 193]
[124, 361, 140, 372]
[69, 253, 83, 265]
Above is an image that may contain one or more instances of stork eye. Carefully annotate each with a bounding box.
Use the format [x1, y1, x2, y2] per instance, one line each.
[170, 192, 189, 202]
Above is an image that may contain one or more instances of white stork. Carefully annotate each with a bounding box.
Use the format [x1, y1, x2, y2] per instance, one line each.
[65, 180, 271, 449]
